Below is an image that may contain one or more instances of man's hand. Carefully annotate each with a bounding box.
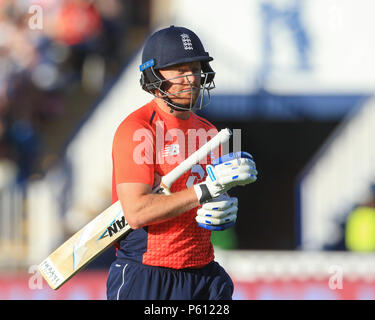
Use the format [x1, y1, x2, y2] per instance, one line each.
[193, 151, 257, 204]
[196, 193, 238, 231]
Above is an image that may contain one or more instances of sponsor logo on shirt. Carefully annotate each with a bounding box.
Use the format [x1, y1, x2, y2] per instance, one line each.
[162, 144, 180, 157]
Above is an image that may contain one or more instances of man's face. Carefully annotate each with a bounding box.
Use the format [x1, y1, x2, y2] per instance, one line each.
[158, 61, 201, 106]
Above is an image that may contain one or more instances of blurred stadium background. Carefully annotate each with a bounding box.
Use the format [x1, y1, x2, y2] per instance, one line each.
[1, 0, 375, 300]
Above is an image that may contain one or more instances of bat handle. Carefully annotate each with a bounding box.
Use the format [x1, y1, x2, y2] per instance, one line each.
[155, 128, 232, 195]
[161, 128, 232, 188]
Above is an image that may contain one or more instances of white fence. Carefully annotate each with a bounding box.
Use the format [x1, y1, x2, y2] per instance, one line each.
[0, 160, 25, 269]
[215, 249, 375, 283]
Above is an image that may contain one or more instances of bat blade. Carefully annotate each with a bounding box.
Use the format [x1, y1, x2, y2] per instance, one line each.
[38, 128, 232, 290]
[38, 201, 130, 290]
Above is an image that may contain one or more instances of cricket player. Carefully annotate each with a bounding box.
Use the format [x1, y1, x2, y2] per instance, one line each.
[106, 26, 258, 300]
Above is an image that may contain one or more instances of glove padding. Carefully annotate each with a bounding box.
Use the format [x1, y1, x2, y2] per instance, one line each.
[196, 194, 238, 231]
[194, 151, 257, 204]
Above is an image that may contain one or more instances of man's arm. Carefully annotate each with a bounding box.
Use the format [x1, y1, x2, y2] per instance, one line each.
[117, 183, 200, 229]
[118, 151, 257, 230]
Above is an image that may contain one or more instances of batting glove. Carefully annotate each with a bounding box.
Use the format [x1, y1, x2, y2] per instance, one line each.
[193, 151, 257, 204]
[196, 193, 238, 231]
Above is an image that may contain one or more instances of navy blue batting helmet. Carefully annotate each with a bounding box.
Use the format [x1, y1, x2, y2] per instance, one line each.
[141, 25, 213, 70]
[139, 26, 215, 111]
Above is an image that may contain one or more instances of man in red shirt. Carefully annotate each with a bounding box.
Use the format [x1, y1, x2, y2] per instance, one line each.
[107, 26, 257, 300]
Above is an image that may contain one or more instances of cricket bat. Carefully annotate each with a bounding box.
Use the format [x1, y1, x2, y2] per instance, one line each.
[38, 128, 232, 290]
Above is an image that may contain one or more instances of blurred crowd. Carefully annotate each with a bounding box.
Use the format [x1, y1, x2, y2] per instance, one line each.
[0, 0, 149, 183]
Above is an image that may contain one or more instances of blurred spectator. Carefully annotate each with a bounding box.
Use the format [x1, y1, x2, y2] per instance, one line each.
[345, 185, 375, 252]
[0, 0, 150, 183]
[54, 0, 102, 46]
